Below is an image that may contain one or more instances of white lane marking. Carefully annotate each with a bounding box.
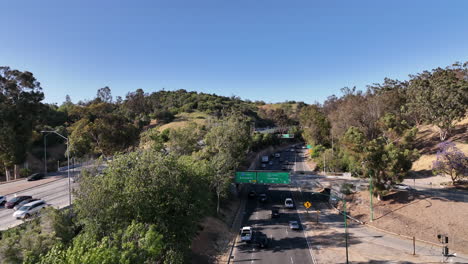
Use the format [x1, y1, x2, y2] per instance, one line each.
[292, 185, 318, 264]
[290, 256, 294, 264]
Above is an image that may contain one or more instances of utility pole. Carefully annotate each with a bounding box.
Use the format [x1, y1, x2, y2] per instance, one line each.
[344, 200, 349, 264]
[43, 134, 48, 175]
[42, 131, 72, 206]
[369, 171, 374, 222]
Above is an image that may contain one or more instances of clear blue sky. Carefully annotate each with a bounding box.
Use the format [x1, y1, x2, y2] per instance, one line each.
[2, 0, 468, 104]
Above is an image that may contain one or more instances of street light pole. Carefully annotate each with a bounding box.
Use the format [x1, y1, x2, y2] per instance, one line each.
[369, 171, 374, 222]
[44, 134, 47, 175]
[41, 131, 71, 206]
[344, 200, 349, 264]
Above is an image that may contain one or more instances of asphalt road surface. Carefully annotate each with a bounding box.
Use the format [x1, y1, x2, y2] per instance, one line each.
[231, 146, 316, 264]
[0, 177, 74, 230]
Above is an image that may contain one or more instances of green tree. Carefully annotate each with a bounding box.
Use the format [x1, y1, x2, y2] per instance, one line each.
[167, 123, 203, 156]
[0, 67, 44, 180]
[68, 103, 139, 157]
[203, 115, 252, 214]
[299, 105, 331, 146]
[74, 150, 211, 253]
[39, 222, 166, 264]
[407, 66, 468, 140]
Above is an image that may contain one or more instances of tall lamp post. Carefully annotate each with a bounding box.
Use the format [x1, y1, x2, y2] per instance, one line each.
[361, 161, 374, 222]
[41, 131, 71, 206]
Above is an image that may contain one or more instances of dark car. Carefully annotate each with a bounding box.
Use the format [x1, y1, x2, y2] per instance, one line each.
[248, 191, 256, 198]
[259, 194, 267, 203]
[27, 173, 45, 181]
[5, 196, 33, 209]
[271, 208, 280, 218]
[253, 234, 269, 249]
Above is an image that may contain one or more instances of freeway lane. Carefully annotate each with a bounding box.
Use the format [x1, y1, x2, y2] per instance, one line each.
[231, 146, 315, 264]
[231, 184, 314, 264]
[0, 177, 75, 230]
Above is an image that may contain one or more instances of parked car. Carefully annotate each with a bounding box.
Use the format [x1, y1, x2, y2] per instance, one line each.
[289, 220, 300, 230]
[268, 161, 273, 165]
[14, 198, 39, 210]
[27, 173, 45, 181]
[13, 200, 47, 219]
[5, 196, 33, 209]
[240, 226, 253, 242]
[284, 198, 294, 209]
[274, 153, 280, 158]
[259, 194, 267, 203]
[261, 163, 266, 168]
[271, 208, 280, 218]
[0, 196, 6, 205]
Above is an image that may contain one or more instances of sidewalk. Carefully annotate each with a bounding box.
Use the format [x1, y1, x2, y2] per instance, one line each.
[291, 185, 468, 263]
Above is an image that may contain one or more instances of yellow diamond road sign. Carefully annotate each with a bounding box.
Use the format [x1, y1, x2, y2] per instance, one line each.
[304, 201, 312, 209]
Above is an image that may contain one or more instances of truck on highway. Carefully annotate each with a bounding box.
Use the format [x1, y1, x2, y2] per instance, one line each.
[261, 155, 269, 163]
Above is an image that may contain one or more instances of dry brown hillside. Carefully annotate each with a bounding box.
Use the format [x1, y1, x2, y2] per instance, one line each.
[411, 117, 468, 175]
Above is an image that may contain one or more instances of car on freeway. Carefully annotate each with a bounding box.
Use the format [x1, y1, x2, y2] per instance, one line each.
[271, 208, 280, 218]
[27, 173, 45, 181]
[284, 198, 295, 209]
[13, 200, 47, 219]
[240, 226, 253, 242]
[248, 191, 256, 198]
[393, 184, 413, 190]
[259, 193, 267, 203]
[252, 233, 269, 248]
[274, 153, 280, 158]
[289, 220, 300, 230]
[5, 196, 33, 209]
[14, 198, 39, 210]
[0, 196, 6, 205]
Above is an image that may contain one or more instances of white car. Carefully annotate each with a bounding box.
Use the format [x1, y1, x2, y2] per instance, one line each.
[284, 198, 295, 208]
[393, 184, 413, 190]
[0, 196, 6, 205]
[13, 200, 47, 219]
[240, 226, 253, 242]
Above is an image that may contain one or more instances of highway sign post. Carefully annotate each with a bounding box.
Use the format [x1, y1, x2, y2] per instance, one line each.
[256, 172, 290, 184]
[235, 172, 257, 183]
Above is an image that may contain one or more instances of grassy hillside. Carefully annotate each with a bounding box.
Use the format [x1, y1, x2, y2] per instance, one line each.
[157, 111, 210, 131]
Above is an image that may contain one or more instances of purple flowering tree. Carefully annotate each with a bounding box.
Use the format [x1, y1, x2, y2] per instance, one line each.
[432, 141, 468, 184]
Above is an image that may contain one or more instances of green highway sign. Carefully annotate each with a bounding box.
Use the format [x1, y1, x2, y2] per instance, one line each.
[256, 172, 290, 184]
[235, 171, 257, 183]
